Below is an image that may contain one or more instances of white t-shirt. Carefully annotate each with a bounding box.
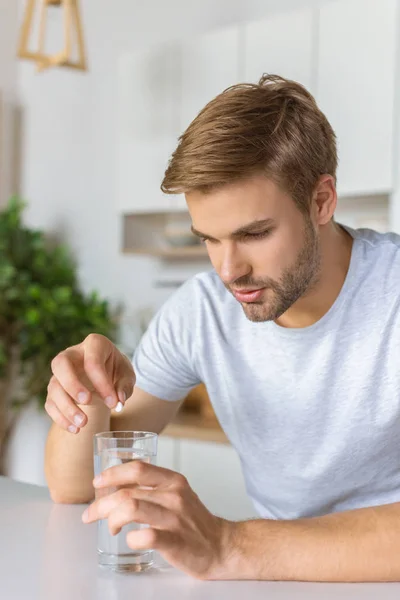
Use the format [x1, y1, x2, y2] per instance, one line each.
[133, 226, 400, 519]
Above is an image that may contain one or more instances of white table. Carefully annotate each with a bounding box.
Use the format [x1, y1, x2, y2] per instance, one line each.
[1, 476, 400, 600]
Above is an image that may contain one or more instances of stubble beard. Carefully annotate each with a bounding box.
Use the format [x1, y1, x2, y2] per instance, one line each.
[229, 217, 321, 323]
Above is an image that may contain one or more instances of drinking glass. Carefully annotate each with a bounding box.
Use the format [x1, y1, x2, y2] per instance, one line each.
[93, 431, 158, 572]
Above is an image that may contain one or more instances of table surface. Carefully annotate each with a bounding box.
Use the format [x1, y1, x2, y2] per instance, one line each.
[1, 476, 400, 600]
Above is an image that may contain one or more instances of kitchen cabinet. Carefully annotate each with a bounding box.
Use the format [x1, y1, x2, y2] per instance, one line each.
[178, 439, 257, 521]
[316, 0, 397, 197]
[116, 44, 180, 213]
[156, 435, 176, 470]
[168, 25, 243, 214]
[157, 433, 256, 520]
[117, 0, 399, 221]
[243, 7, 315, 91]
[179, 25, 242, 132]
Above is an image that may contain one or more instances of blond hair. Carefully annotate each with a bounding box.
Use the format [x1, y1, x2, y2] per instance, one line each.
[161, 74, 337, 213]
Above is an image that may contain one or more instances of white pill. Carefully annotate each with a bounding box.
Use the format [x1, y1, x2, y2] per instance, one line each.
[115, 401, 123, 413]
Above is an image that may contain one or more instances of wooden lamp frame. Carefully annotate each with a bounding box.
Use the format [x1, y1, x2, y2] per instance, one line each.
[17, 0, 87, 72]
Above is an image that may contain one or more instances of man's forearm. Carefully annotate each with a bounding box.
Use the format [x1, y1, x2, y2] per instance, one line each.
[220, 502, 400, 582]
[45, 404, 110, 504]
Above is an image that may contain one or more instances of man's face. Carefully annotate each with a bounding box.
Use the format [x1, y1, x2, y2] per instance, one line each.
[186, 175, 321, 322]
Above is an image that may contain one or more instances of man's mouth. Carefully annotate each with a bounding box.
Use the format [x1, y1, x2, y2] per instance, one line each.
[231, 288, 266, 303]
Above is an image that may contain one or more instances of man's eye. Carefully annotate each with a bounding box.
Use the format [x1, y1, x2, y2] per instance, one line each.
[244, 230, 272, 240]
[200, 230, 273, 243]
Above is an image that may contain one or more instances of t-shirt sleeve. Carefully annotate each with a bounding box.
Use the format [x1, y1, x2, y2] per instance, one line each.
[132, 279, 201, 401]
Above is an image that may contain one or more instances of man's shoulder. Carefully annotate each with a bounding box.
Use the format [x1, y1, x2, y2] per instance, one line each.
[191, 270, 228, 295]
[161, 270, 230, 313]
[352, 226, 400, 252]
[350, 227, 400, 297]
[352, 227, 400, 271]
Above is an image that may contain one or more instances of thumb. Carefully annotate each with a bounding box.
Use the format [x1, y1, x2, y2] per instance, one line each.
[116, 374, 136, 406]
[114, 349, 136, 406]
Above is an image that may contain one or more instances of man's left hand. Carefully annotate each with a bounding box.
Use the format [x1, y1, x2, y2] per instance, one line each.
[82, 460, 235, 579]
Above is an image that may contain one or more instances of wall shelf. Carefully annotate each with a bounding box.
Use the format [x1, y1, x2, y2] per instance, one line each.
[123, 245, 208, 259]
[122, 211, 210, 261]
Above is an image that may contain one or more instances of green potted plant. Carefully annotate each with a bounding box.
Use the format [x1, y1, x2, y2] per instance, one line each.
[0, 196, 117, 481]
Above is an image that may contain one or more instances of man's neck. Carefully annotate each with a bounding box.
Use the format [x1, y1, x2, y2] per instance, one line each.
[275, 223, 353, 329]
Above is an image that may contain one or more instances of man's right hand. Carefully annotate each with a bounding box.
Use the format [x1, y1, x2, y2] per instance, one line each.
[45, 334, 136, 434]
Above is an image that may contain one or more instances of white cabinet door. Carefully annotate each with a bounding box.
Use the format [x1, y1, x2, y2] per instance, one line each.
[168, 193, 188, 213]
[179, 25, 242, 132]
[179, 439, 256, 521]
[244, 7, 315, 91]
[169, 25, 242, 214]
[116, 44, 180, 213]
[156, 435, 177, 471]
[317, 0, 397, 197]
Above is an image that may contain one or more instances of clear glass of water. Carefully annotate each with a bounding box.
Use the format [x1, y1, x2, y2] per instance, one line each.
[93, 431, 158, 572]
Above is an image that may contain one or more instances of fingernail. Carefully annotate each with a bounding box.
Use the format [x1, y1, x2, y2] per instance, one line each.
[77, 391, 88, 404]
[105, 396, 116, 409]
[93, 475, 103, 487]
[82, 509, 89, 523]
[118, 390, 127, 404]
[74, 414, 85, 427]
[68, 425, 78, 434]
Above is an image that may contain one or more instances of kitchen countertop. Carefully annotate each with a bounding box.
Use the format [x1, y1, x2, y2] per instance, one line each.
[163, 411, 228, 443]
[2, 477, 400, 599]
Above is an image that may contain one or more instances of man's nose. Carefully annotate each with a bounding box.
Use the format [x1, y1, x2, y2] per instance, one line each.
[217, 244, 251, 286]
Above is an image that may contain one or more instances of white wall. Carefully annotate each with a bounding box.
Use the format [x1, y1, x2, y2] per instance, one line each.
[0, 0, 19, 206]
[16, 0, 334, 333]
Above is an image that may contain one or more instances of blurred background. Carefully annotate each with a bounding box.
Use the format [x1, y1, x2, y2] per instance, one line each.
[0, 0, 399, 520]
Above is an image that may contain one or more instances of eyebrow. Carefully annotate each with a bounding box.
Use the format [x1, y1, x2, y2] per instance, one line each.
[191, 218, 275, 240]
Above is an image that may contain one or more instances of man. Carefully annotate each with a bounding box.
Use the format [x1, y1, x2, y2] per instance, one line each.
[45, 74, 400, 582]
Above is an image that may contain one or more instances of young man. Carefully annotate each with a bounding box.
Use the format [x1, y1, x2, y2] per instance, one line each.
[45, 75, 400, 582]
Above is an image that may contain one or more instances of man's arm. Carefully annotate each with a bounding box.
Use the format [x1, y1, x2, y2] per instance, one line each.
[79, 458, 400, 582]
[223, 501, 400, 582]
[45, 387, 182, 504]
[45, 279, 200, 506]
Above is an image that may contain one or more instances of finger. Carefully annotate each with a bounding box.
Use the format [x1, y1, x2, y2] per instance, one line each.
[126, 528, 173, 552]
[116, 354, 136, 405]
[107, 498, 174, 535]
[83, 335, 120, 409]
[44, 398, 80, 434]
[130, 487, 185, 514]
[93, 461, 182, 491]
[82, 488, 171, 528]
[47, 377, 88, 429]
[82, 488, 132, 523]
[51, 348, 93, 406]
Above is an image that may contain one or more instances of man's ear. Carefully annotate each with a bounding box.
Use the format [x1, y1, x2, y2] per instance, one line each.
[311, 175, 337, 225]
